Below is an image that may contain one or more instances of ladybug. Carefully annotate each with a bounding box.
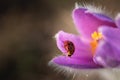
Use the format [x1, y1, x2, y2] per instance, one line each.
[64, 41, 75, 57]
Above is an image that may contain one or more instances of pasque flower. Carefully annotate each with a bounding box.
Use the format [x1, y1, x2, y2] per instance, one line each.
[50, 5, 120, 69]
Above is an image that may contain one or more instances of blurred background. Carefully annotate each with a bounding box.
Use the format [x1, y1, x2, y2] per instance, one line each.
[0, 0, 120, 80]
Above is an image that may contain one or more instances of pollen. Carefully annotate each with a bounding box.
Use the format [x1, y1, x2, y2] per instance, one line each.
[90, 31, 103, 55]
[91, 31, 102, 40]
[64, 41, 75, 57]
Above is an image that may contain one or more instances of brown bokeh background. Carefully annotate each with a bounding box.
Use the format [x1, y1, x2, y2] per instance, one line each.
[0, 0, 120, 80]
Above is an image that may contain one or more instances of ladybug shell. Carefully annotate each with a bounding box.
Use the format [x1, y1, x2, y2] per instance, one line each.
[64, 41, 75, 57]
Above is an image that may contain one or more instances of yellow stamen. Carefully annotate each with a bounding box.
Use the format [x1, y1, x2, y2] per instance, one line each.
[90, 31, 102, 55]
[91, 31, 102, 40]
[90, 40, 98, 55]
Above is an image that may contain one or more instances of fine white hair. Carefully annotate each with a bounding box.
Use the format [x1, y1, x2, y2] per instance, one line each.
[75, 2, 106, 14]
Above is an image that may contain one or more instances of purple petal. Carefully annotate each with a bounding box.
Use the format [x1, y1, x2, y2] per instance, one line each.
[99, 26, 120, 50]
[94, 41, 120, 67]
[72, 8, 116, 40]
[55, 31, 92, 57]
[51, 56, 102, 69]
[98, 26, 120, 63]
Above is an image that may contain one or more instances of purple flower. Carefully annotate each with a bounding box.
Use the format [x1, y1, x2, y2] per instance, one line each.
[49, 6, 120, 69]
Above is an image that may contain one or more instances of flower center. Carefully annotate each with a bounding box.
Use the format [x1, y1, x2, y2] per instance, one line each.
[64, 41, 75, 57]
[90, 31, 102, 56]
